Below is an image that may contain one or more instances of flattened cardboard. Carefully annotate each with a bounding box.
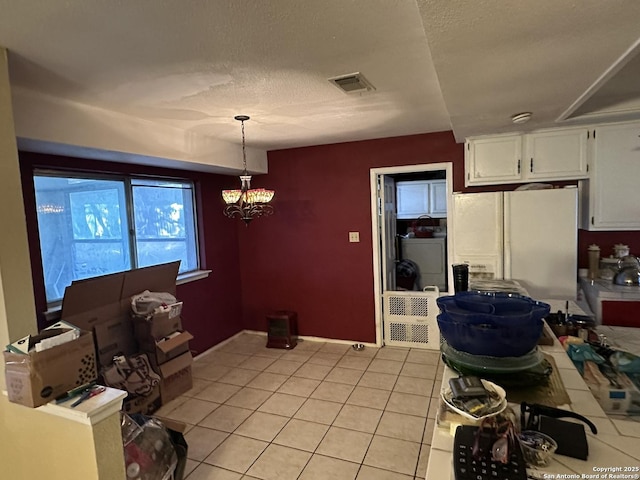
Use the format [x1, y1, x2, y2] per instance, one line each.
[3, 331, 97, 408]
[157, 352, 193, 404]
[60, 261, 180, 368]
[122, 261, 179, 299]
[61, 274, 124, 349]
[93, 316, 137, 367]
[139, 330, 193, 366]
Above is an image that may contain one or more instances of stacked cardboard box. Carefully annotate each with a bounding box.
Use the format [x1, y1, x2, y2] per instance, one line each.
[133, 300, 194, 405]
[59, 261, 192, 414]
[3, 262, 195, 412]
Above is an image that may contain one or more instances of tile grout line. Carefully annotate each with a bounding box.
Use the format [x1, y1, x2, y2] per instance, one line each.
[183, 337, 441, 479]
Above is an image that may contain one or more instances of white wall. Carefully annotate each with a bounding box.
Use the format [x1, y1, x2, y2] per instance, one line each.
[0, 46, 125, 480]
[12, 85, 268, 175]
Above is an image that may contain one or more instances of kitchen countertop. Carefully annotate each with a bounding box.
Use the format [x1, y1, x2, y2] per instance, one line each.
[581, 277, 640, 300]
[424, 322, 640, 479]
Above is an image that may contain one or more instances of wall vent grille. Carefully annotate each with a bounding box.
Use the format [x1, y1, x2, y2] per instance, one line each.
[383, 289, 440, 350]
[328, 72, 376, 94]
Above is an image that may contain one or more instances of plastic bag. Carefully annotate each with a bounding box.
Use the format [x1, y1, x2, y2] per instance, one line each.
[131, 290, 177, 317]
[610, 351, 640, 374]
[121, 413, 177, 480]
[566, 344, 605, 375]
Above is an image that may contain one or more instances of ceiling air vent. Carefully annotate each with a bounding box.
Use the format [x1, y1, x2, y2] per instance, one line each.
[329, 72, 376, 94]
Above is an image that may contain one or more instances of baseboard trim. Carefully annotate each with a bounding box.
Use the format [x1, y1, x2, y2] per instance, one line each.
[194, 329, 378, 361]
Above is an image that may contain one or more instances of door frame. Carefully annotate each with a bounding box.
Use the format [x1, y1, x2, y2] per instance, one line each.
[369, 162, 454, 346]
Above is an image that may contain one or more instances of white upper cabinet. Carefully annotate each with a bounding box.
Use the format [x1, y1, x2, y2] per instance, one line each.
[396, 180, 447, 219]
[582, 121, 640, 231]
[465, 128, 589, 186]
[429, 180, 448, 217]
[525, 128, 589, 180]
[465, 134, 522, 186]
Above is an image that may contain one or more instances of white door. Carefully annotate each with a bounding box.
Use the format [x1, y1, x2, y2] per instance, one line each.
[380, 175, 397, 291]
[370, 163, 453, 347]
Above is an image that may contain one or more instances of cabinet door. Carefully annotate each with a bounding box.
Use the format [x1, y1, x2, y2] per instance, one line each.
[525, 128, 589, 180]
[466, 135, 522, 186]
[396, 181, 429, 219]
[429, 180, 447, 217]
[588, 123, 640, 230]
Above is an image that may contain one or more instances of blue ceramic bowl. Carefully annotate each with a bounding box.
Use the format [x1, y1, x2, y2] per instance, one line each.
[437, 312, 544, 357]
[436, 292, 550, 326]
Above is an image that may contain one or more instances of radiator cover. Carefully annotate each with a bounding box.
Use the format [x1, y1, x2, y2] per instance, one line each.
[383, 289, 440, 349]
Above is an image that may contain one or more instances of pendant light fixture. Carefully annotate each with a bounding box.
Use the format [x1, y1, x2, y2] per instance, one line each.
[222, 115, 274, 225]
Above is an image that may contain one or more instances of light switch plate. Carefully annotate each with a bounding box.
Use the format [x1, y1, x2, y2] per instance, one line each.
[349, 231, 360, 242]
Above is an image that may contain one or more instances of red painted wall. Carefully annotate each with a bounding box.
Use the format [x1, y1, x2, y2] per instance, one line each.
[19, 152, 244, 355]
[239, 132, 640, 342]
[238, 132, 464, 343]
[578, 230, 639, 269]
[19, 132, 640, 350]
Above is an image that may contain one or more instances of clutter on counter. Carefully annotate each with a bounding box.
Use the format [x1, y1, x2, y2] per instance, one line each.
[559, 335, 640, 415]
[3, 321, 97, 408]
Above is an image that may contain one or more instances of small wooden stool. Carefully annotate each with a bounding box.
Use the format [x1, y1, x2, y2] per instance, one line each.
[266, 311, 298, 349]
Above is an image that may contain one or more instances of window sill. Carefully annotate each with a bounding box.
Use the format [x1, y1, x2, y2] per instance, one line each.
[177, 269, 212, 285]
[44, 269, 212, 322]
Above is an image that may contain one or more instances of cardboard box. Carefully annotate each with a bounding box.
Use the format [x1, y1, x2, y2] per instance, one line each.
[4, 330, 97, 407]
[157, 352, 193, 404]
[61, 261, 180, 368]
[133, 303, 183, 342]
[139, 330, 193, 366]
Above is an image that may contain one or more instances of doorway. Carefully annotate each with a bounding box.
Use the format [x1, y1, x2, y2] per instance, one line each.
[369, 162, 454, 346]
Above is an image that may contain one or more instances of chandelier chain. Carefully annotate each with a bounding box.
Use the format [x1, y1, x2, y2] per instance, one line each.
[240, 119, 247, 173]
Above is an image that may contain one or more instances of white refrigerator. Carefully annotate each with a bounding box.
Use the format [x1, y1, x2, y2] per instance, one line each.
[451, 187, 578, 299]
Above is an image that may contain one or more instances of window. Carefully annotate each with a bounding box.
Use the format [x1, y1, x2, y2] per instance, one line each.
[33, 171, 199, 304]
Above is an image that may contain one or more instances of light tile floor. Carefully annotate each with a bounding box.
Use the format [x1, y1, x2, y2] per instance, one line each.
[156, 333, 443, 480]
[156, 326, 640, 480]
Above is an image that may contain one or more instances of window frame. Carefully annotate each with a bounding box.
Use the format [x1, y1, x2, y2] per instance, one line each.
[33, 168, 202, 308]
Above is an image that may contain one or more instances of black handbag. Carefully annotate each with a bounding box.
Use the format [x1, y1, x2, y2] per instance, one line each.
[520, 402, 597, 460]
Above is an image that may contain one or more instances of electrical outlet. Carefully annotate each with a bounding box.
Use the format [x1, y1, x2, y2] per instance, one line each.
[349, 231, 360, 243]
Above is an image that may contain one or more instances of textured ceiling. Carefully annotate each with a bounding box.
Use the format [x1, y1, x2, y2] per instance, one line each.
[1, 0, 640, 153]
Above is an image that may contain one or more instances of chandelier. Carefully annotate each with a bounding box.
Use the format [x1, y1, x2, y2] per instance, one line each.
[222, 115, 274, 224]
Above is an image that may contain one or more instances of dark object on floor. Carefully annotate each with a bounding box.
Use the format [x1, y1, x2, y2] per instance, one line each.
[266, 310, 298, 349]
[396, 259, 419, 290]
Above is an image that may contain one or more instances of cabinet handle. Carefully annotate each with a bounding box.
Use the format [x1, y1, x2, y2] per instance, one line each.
[530, 158, 533, 173]
[517, 159, 521, 174]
